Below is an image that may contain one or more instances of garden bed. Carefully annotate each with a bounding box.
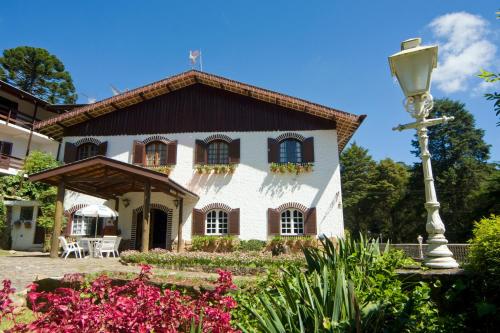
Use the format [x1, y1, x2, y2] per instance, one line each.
[120, 249, 305, 275]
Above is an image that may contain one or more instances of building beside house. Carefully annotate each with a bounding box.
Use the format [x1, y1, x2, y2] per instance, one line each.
[0, 80, 79, 250]
[30, 70, 365, 252]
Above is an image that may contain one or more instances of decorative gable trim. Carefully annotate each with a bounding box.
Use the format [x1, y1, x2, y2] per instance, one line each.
[141, 135, 174, 145]
[199, 203, 233, 213]
[275, 132, 306, 142]
[74, 138, 102, 147]
[203, 134, 233, 143]
[276, 202, 308, 213]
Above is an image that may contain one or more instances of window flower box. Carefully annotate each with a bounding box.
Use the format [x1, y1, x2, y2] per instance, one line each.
[147, 165, 173, 175]
[269, 162, 314, 175]
[13, 220, 21, 228]
[194, 163, 237, 175]
[24, 220, 33, 228]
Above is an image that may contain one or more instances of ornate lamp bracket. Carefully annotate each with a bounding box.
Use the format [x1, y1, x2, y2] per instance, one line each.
[403, 92, 434, 119]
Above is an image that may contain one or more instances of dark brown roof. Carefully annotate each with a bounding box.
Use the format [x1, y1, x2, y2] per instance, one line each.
[29, 155, 199, 200]
[34, 70, 365, 151]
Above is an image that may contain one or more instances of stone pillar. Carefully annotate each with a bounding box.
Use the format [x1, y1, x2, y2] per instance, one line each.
[50, 180, 65, 258]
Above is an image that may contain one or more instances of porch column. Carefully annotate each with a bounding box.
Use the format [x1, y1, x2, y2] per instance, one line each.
[50, 179, 65, 258]
[141, 182, 151, 252]
[177, 198, 184, 253]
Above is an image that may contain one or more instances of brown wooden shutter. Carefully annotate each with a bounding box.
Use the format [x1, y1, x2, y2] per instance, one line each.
[228, 139, 240, 164]
[98, 141, 108, 156]
[268, 138, 279, 163]
[132, 140, 146, 165]
[228, 208, 240, 235]
[195, 140, 207, 164]
[303, 137, 315, 163]
[268, 208, 281, 236]
[64, 142, 77, 163]
[192, 208, 205, 236]
[166, 141, 177, 165]
[304, 207, 317, 235]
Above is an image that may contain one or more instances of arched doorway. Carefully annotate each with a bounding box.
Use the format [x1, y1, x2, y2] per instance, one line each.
[133, 204, 173, 250]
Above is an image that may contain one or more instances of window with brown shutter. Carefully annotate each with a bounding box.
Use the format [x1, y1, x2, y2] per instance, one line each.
[76, 143, 98, 161]
[64, 142, 77, 163]
[132, 141, 146, 165]
[267, 208, 280, 236]
[98, 141, 108, 156]
[0, 141, 13, 156]
[304, 207, 317, 235]
[228, 208, 240, 235]
[268, 138, 279, 163]
[228, 139, 240, 164]
[166, 141, 177, 165]
[303, 137, 315, 163]
[195, 140, 207, 164]
[192, 208, 205, 236]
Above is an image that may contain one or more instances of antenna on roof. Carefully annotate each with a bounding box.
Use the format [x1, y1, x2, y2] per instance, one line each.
[189, 50, 203, 71]
[80, 92, 96, 104]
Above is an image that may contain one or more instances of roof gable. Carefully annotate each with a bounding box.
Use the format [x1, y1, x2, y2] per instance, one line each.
[34, 70, 365, 151]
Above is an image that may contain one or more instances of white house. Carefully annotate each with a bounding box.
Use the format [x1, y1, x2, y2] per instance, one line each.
[0, 80, 73, 250]
[30, 71, 365, 251]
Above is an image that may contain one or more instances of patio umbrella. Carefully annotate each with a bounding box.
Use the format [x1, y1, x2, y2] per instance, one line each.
[75, 204, 119, 237]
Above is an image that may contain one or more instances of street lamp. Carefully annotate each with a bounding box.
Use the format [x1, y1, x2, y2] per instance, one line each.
[389, 38, 458, 269]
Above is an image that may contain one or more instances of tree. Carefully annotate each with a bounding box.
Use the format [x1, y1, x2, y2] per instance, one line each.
[409, 98, 492, 241]
[478, 69, 499, 126]
[340, 143, 410, 240]
[340, 143, 377, 234]
[0, 46, 77, 104]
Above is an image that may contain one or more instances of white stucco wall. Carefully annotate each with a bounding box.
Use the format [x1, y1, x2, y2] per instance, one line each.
[62, 129, 344, 242]
[5, 200, 41, 251]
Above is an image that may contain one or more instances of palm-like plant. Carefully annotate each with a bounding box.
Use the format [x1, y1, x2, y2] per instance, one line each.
[240, 236, 389, 333]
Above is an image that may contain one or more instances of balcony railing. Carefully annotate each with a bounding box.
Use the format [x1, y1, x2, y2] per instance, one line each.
[0, 153, 24, 171]
[0, 108, 39, 130]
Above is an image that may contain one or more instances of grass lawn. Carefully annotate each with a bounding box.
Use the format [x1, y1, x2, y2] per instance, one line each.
[0, 309, 35, 331]
[0, 250, 11, 256]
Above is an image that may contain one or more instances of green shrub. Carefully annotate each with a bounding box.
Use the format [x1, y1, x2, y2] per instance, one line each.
[467, 214, 500, 277]
[191, 235, 238, 252]
[238, 239, 266, 252]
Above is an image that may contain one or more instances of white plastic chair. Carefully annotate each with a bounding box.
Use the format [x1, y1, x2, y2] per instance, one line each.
[59, 236, 82, 259]
[77, 239, 91, 257]
[113, 237, 122, 257]
[96, 238, 116, 257]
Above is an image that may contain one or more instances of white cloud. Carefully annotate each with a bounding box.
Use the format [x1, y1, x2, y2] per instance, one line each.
[429, 12, 498, 94]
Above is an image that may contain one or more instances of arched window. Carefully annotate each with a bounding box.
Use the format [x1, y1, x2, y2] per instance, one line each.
[279, 139, 302, 163]
[207, 140, 229, 164]
[145, 141, 167, 166]
[281, 209, 304, 235]
[76, 143, 98, 161]
[206, 209, 228, 235]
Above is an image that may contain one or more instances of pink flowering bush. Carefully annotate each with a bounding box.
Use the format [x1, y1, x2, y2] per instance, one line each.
[0, 265, 240, 333]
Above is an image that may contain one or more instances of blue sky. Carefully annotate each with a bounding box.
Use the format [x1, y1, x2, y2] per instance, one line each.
[1, 0, 498, 164]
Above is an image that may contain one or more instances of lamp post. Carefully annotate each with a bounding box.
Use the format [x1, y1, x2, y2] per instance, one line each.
[389, 38, 458, 269]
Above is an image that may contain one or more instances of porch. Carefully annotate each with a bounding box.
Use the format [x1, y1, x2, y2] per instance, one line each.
[28, 156, 199, 258]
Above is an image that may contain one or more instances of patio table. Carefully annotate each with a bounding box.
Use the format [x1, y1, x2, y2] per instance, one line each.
[79, 237, 103, 258]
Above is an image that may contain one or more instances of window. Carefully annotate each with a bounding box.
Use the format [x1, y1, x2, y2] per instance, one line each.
[206, 210, 228, 235]
[76, 143, 98, 161]
[20, 206, 34, 221]
[71, 215, 94, 236]
[145, 141, 167, 166]
[279, 139, 302, 163]
[281, 209, 304, 235]
[0, 141, 13, 156]
[207, 141, 229, 164]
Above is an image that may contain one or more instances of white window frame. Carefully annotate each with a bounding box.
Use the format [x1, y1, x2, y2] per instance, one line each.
[280, 209, 304, 235]
[205, 209, 229, 235]
[71, 215, 93, 236]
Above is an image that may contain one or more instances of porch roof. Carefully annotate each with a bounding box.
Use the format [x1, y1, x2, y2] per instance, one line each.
[28, 156, 199, 200]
